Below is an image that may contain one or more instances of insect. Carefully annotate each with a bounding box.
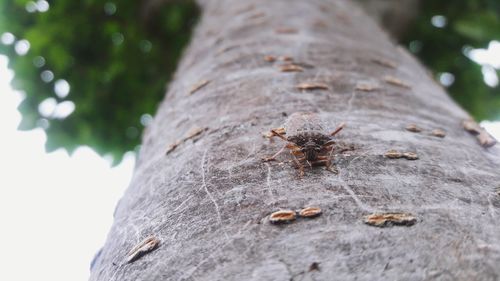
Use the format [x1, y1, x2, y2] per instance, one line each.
[263, 112, 344, 177]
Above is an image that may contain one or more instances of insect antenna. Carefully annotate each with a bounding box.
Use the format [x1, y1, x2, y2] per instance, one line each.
[270, 129, 288, 141]
[330, 122, 345, 137]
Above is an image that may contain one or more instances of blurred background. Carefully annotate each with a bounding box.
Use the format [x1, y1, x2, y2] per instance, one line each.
[0, 0, 498, 280]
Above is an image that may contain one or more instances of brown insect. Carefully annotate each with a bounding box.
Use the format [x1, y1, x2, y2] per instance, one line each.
[264, 112, 344, 177]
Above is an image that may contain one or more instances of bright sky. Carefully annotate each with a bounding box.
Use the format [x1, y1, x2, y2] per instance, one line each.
[0, 40, 499, 281]
[0, 56, 134, 281]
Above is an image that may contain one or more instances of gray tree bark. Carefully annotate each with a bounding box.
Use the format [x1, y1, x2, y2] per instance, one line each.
[90, 0, 500, 280]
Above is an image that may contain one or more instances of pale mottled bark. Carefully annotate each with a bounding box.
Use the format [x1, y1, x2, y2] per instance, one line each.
[90, 0, 500, 280]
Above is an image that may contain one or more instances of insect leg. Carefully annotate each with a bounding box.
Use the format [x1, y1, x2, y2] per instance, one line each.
[312, 159, 338, 174]
[326, 161, 339, 174]
[326, 144, 338, 174]
[262, 143, 288, 162]
[290, 150, 305, 178]
[323, 140, 336, 146]
[270, 129, 288, 141]
[320, 144, 338, 173]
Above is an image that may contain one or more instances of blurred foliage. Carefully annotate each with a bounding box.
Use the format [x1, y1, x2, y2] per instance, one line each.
[0, 0, 499, 164]
[402, 0, 500, 121]
[0, 0, 199, 164]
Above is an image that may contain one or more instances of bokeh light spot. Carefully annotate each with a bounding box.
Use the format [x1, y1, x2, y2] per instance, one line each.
[14, 40, 30, 56]
[1, 32, 15, 45]
[431, 15, 447, 28]
[482, 65, 499, 87]
[41, 70, 54, 82]
[38, 97, 57, 117]
[469, 41, 500, 69]
[439, 72, 455, 87]
[33, 56, 46, 68]
[36, 0, 50, 12]
[140, 114, 153, 126]
[53, 101, 75, 119]
[54, 79, 71, 98]
[104, 2, 117, 15]
[139, 40, 152, 53]
[112, 33, 124, 45]
[462, 45, 473, 57]
[25, 1, 37, 13]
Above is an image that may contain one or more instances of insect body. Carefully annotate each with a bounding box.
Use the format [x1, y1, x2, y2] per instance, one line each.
[264, 112, 344, 177]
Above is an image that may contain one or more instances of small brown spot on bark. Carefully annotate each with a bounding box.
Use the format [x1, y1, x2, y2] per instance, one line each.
[185, 126, 206, 139]
[462, 119, 497, 147]
[264, 55, 276, 62]
[296, 82, 329, 91]
[371, 58, 397, 69]
[278, 64, 304, 72]
[275, 27, 298, 34]
[478, 131, 497, 147]
[126, 236, 160, 263]
[384, 75, 411, 89]
[189, 79, 210, 95]
[384, 150, 418, 160]
[384, 150, 403, 159]
[405, 124, 422, 133]
[216, 45, 238, 55]
[166, 126, 208, 155]
[431, 129, 446, 138]
[313, 20, 328, 28]
[364, 213, 416, 227]
[269, 210, 296, 224]
[298, 207, 322, 218]
[355, 83, 379, 92]
[247, 12, 265, 19]
[402, 152, 419, 160]
[463, 119, 482, 134]
[165, 141, 181, 155]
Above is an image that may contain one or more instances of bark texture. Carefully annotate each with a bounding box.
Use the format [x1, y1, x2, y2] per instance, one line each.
[90, 0, 500, 280]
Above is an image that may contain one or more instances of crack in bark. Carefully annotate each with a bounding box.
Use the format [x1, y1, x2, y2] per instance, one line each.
[201, 148, 228, 240]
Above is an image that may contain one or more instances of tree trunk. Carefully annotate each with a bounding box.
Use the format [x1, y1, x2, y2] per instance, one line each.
[90, 0, 500, 280]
